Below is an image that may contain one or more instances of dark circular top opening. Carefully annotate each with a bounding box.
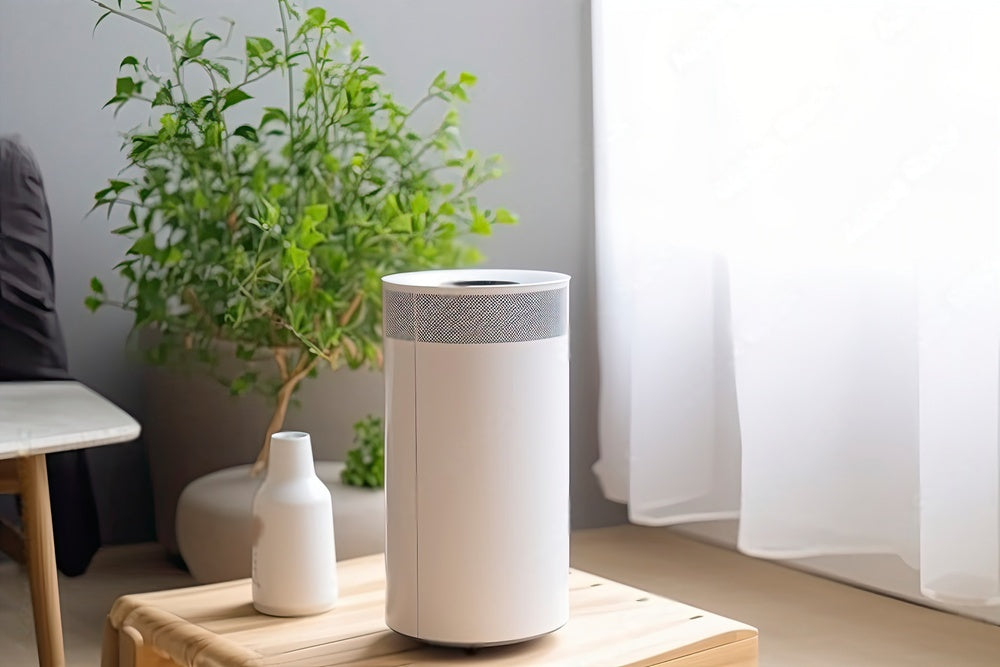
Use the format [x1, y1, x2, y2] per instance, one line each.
[446, 280, 520, 287]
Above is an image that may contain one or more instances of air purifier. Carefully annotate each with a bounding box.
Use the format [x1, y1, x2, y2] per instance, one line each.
[382, 269, 570, 647]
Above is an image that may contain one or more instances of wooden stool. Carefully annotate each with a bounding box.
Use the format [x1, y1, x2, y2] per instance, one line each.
[102, 553, 758, 666]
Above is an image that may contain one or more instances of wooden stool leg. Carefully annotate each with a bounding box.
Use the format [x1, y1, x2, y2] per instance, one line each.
[102, 617, 120, 667]
[118, 625, 177, 667]
[18, 454, 66, 667]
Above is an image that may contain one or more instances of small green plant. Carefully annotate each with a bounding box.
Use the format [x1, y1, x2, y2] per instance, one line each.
[341, 415, 384, 488]
[86, 0, 516, 471]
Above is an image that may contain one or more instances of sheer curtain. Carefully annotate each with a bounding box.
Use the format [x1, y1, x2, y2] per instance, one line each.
[592, 0, 1000, 606]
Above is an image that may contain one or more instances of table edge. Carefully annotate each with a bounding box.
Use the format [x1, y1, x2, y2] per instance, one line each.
[0, 381, 141, 457]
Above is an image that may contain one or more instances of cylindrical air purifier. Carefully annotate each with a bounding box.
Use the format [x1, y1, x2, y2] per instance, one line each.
[382, 269, 570, 647]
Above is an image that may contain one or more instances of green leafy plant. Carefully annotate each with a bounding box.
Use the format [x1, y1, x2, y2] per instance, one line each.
[340, 415, 384, 488]
[86, 0, 517, 471]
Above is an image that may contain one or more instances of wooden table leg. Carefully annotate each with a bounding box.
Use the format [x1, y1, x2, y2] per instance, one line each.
[18, 454, 66, 667]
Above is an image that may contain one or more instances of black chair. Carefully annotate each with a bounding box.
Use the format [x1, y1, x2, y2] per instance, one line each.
[0, 135, 101, 577]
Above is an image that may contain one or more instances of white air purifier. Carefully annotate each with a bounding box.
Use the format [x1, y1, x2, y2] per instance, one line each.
[382, 269, 570, 647]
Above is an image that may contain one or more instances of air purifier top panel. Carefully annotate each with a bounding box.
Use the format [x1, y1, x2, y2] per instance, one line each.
[382, 269, 569, 345]
[382, 269, 569, 295]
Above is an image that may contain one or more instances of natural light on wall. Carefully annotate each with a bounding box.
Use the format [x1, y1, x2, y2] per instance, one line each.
[592, 0, 1000, 606]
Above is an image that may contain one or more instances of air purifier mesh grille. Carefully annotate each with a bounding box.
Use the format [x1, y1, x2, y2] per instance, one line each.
[383, 287, 567, 343]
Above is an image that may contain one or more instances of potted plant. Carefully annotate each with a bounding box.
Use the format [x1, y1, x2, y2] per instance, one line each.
[339, 414, 384, 489]
[87, 0, 516, 558]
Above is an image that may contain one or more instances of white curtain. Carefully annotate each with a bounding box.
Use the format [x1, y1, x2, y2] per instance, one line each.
[592, 0, 1000, 606]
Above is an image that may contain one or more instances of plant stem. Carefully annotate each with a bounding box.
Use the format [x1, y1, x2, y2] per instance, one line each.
[280, 323, 338, 365]
[273, 347, 289, 382]
[251, 351, 322, 475]
[240, 70, 273, 87]
[278, 0, 295, 177]
[101, 197, 147, 209]
[339, 91, 436, 214]
[339, 291, 364, 326]
[252, 380, 295, 476]
[88, 0, 165, 34]
[154, 7, 190, 104]
[151, 0, 218, 221]
[194, 61, 233, 183]
[303, 34, 325, 145]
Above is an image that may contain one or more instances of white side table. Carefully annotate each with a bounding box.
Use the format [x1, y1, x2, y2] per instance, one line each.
[0, 381, 140, 667]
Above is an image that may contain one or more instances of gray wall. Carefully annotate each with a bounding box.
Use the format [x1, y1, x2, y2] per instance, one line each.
[0, 0, 626, 540]
[1, 1, 159, 543]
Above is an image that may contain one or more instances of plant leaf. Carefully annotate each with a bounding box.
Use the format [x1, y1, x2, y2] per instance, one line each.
[306, 7, 326, 25]
[110, 223, 138, 235]
[245, 36, 274, 58]
[304, 204, 328, 222]
[232, 124, 258, 142]
[328, 17, 350, 32]
[222, 88, 252, 110]
[93, 10, 112, 34]
[389, 214, 413, 233]
[259, 106, 288, 127]
[235, 344, 255, 361]
[115, 77, 135, 95]
[164, 247, 183, 265]
[229, 371, 257, 396]
[495, 208, 518, 224]
[152, 85, 173, 106]
[128, 234, 157, 256]
[470, 214, 491, 235]
[410, 192, 429, 216]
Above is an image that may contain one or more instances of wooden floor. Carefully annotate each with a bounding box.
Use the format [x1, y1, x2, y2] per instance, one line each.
[572, 525, 1000, 666]
[0, 543, 195, 666]
[0, 525, 998, 665]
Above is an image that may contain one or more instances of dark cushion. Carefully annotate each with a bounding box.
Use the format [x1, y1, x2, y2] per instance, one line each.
[0, 136, 69, 380]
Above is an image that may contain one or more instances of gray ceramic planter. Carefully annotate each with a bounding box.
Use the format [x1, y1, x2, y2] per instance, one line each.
[142, 349, 383, 555]
[175, 462, 385, 583]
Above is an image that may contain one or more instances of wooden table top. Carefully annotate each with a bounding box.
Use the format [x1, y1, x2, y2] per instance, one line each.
[104, 553, 758, 666]
[0, 381, 140, 459]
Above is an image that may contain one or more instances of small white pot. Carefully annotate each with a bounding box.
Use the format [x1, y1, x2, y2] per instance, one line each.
[177, 461, 384, 584]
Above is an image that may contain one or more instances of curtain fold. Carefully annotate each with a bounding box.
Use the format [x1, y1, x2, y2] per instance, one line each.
[593, 0, 1000, 605]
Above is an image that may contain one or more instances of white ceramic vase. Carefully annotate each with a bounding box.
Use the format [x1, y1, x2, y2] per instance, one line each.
[251, 431, 337, 616]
